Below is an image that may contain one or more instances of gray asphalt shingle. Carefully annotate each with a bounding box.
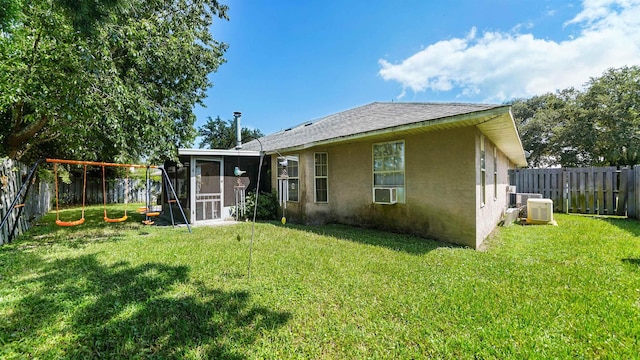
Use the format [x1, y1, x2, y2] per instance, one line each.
[242, 102, 505, 152]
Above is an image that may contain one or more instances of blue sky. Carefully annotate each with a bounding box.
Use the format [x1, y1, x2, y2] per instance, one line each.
[193, 0, 640, 139]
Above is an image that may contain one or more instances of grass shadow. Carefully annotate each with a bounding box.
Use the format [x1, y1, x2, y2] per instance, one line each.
[600, 217, 640, 237]
[18, 206, 160, 249]
[273, 222, 454, 255]
[0, 252, 290, 358]
[621, 258, 640, 270]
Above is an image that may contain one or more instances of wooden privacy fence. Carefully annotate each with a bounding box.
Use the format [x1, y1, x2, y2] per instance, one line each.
[57, 177, 161, 205]
[510, 166, 640, 219]
[1, 159, 53, 245]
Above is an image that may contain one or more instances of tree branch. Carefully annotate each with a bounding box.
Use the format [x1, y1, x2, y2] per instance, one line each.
[4, 114, 49, 159]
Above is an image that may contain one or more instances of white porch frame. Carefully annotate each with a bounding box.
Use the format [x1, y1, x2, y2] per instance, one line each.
[190, 157, 224, 222]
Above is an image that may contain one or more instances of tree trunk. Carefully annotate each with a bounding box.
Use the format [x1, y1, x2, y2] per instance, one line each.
[4, 114, 49, 160]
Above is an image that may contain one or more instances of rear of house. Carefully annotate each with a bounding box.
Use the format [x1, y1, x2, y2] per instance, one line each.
[243, 102, 527, 249]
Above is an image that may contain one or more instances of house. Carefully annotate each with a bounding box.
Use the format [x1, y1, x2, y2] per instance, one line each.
[241, 102, 527, 249]
[163, 148, 270, 223]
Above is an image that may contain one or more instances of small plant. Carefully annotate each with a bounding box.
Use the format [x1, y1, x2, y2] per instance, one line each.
[244, 190, 278, 220]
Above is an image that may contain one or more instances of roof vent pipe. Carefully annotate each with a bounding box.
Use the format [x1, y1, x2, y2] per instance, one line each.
[233, 111, 242, 149]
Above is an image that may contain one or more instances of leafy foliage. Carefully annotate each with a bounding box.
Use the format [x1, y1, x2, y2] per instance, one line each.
[511, 66, 640, 167]
[0, 0, 229, 163]
[198, 115, 264, 149]
[581, 66, 640, 166]
[0, 0, 20, 31]
[244, 190, 278, 220]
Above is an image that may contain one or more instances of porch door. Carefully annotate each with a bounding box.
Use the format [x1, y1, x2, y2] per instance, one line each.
[195, 159, 222, 221]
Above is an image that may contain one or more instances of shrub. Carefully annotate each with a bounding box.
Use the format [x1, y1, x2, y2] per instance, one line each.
[245, 190, 278, 220]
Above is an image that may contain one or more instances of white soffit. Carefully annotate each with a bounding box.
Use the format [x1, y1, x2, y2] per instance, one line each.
[476, 111, 527, 167]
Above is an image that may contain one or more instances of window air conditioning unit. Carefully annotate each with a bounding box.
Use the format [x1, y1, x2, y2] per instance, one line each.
[526, 198, 554, 224]
[373, 187, 397, 204]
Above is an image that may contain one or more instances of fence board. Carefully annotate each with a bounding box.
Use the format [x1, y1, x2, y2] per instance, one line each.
[628, 168, 636, 218]
[544, 171, 550, 204]
[595, 170, 604, 214]
[554, 171, 563, 211]
[634, 165, 640, 220]
[571, 170, 579, 212]
[584, 168, 591, 213]
[604, 169, 614, 214]
[578, 171, 585, 213]
[562, 171, 569, 213]
[1, 163, 10, 242]
[617, 169, 629, 216]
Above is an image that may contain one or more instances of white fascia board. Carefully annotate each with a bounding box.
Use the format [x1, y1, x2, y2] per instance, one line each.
[178, 148, 261, 157]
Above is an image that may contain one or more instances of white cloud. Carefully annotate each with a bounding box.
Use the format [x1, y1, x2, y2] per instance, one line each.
[378, 0, 640, 102]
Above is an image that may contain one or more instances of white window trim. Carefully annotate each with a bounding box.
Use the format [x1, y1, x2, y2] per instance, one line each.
[314, 152, 328, 203]
[372, 140, 406, 204]
[277, 154, 299, 203]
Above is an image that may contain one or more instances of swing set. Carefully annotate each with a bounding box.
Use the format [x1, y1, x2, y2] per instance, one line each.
[0, 158, 190, 243]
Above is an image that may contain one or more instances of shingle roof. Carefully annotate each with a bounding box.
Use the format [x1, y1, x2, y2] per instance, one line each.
[243, 102, 502, 151]
[242, 102, 506, 152]
[241, 101, 527, 166]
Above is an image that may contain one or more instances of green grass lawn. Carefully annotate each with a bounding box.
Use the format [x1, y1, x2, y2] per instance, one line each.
[1, 205, 639, 359]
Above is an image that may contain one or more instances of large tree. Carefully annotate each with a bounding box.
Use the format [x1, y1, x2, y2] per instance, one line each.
[580, 66, 640, 166]
[511, 92, 567, 167]
[511, 66, 640, 168]
[0, 0, 229, 163]
[198, 115, 264, 149]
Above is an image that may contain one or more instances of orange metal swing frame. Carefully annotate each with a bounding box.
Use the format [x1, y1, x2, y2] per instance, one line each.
[45, 159, 190, 233]
[47, 159, 159, 226]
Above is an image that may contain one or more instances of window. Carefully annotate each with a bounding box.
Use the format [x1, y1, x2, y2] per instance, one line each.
[493, 147, 498, 201]
[277, 155, 299, 202]
[480, 134, 486, 206]
[314, 153, 328, 203]
[373, 140, 405, 203]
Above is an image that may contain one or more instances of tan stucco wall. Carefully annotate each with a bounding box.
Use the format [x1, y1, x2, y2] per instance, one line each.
[475, 132, 512, 248]
[271, 126, 514, 249]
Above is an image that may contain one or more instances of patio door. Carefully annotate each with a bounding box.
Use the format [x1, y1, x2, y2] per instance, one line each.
[194, 159, 222, 221]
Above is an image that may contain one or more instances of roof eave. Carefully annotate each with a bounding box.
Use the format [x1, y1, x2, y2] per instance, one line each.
[476, 109, 528, 167]
[265, 106, 528, 166]
[178, 148, 261, 157]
